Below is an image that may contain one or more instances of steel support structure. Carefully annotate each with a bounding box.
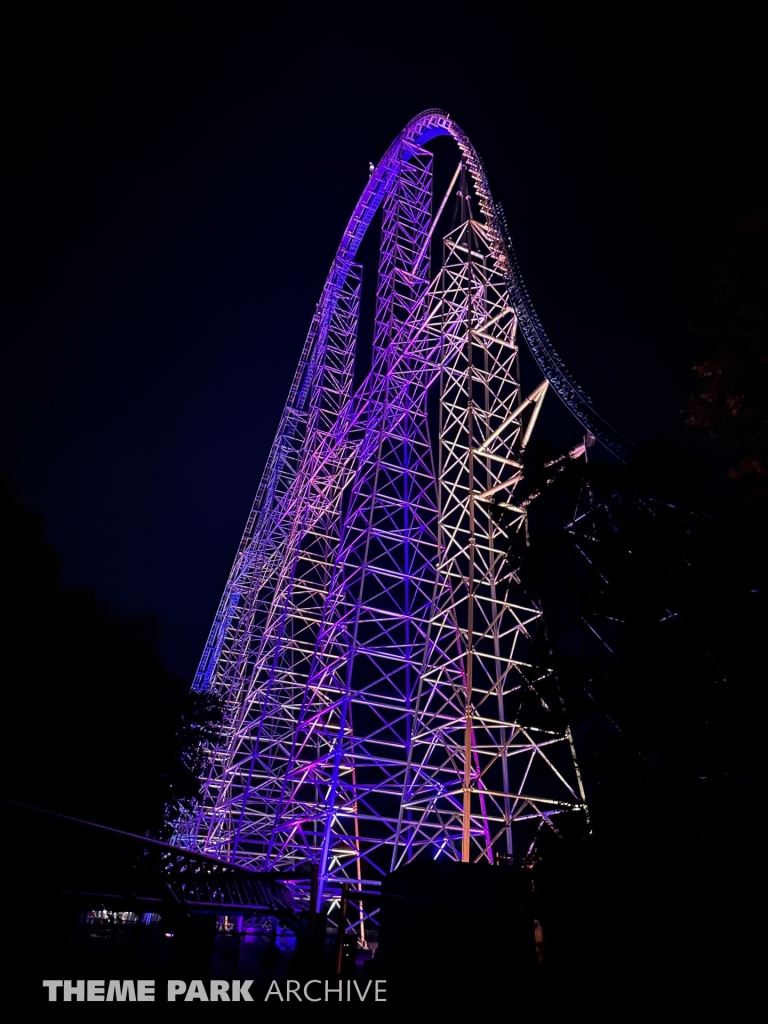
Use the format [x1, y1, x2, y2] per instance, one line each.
[173, 111, 618, 917]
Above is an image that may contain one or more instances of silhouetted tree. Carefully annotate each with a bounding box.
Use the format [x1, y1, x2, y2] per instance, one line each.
[495, 439, 767, 987]
[0, 477, 207, 837]
[162, 688, 224, 839]
[686, 209, 768, 492]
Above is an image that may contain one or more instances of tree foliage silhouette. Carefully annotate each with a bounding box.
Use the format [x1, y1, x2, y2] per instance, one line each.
[0, 477, 218, 837]
[686, 210, 768, 491]
[495, 438, 767, 983]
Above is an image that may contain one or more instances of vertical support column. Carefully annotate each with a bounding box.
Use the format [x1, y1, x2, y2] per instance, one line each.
[461, 230, 477, 863]
[402, 217, 587, 865]
[282, 144, 436, 904]
[405, 220, 525, 862]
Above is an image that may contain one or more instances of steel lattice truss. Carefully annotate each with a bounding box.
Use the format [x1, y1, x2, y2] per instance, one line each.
[173, 111, 624, 910]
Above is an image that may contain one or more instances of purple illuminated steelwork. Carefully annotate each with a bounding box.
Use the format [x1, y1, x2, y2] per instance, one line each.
[174, 111, 613, 923]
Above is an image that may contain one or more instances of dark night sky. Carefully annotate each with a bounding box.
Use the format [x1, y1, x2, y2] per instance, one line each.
[2, 2, 764, 680]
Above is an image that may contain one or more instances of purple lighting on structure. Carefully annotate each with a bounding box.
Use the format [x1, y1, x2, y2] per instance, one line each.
[173, 110, 609, 929]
